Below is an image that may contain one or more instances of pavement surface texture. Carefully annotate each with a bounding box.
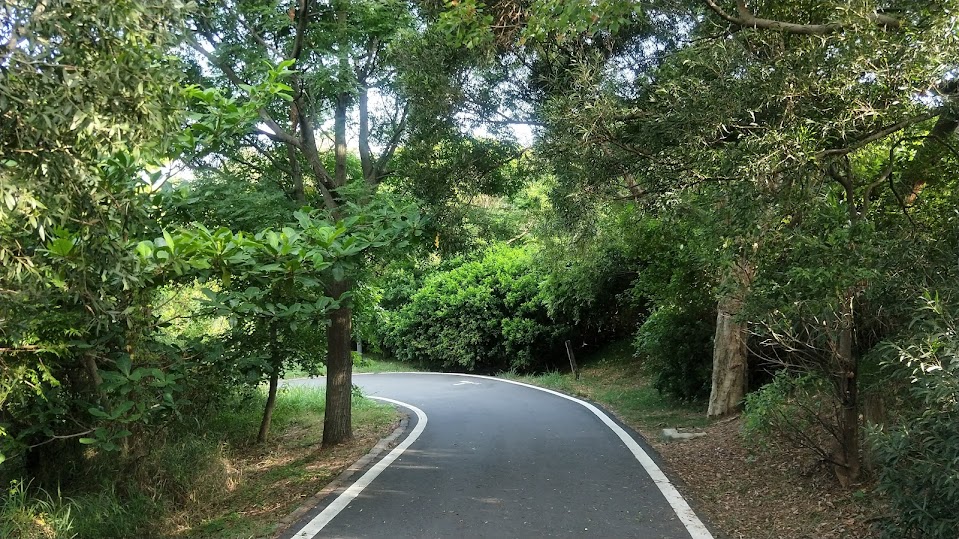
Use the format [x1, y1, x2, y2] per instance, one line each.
[280, 372, 713, 539]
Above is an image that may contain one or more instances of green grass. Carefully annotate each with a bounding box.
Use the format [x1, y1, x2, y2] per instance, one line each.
[504, 340, 710, 430]
[283, 352, 426, 379]
[7, 386, 397, 539]
[0, 480, 75, 539]
[353, 354, 427, 373]
[173, 387, 396, 539]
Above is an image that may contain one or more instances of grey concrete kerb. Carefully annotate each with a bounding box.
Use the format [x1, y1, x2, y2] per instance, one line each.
[272, 414, 410, 538]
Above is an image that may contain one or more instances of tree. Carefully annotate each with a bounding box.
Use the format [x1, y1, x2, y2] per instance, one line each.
[185, 0, 417, 446]
[0, 0, 189, 465]
[433, 0, 959, 486]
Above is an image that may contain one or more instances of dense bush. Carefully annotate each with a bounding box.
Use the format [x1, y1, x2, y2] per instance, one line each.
[538, 206, 646, 345]
[385, 245, 565, 373]
[869, 302, 959, 539]
[633, 303, 714, 401]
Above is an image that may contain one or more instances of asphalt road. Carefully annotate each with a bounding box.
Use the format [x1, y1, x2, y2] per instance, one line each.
[282, 373, 713, 539]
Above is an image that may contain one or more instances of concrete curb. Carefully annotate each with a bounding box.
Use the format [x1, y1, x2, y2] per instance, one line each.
[272, 413, 410, 538]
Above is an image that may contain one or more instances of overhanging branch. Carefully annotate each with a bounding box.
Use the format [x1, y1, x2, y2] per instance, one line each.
[703, 0, 901, 35]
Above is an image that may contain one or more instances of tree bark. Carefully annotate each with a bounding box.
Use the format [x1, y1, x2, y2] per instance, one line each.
[323, 279, 353, 447]
[258, 368, 280, 443]
[258, 323, 281, 443]
[334, 92, 349, 188]
[707, 259, 754, 418]
[287, 144, 305, 204]
[287, 101, 305, 204]
[83, 353, 110, 409]
[832, 298, 860, 487]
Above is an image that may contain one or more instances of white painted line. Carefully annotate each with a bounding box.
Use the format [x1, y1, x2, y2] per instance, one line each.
[453, 380, 480, 386]
[356, 372, 713, 539]
[289, 397, 428, 539]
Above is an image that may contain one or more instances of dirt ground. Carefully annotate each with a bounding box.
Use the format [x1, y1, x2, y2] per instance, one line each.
[644, 418, 881, 539]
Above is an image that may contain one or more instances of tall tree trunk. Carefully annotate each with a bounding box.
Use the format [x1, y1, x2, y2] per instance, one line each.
[334, 93, 348, 189]
[258, 323, 281, 443]
[287, 145, 305, 204]
[707, 259, 754, 418]
[322, 35, 354, 447]
[832, 297, 860, 487]
[323, 279, 353, 447]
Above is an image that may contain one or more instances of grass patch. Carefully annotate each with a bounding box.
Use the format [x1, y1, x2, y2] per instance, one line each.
[353, 353, 427, 374]
[504, 339, 709, 430]
[165, 387, 397, 539]
[0, 480, 75, 539]
[8, 387, 398, 539]
[283, 352, 426, 379]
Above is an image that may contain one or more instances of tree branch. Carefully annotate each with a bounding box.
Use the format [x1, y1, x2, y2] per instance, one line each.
[237, 14, 282, 59]
[373, 104, 409, 184]
[358, 85, 375, 183]
[702, 0, 901, 35]
[186, 35, 303, 149]
[28, 429, 95, 449]
[818, 111, 938, 158]
[289, 0, 311, 62]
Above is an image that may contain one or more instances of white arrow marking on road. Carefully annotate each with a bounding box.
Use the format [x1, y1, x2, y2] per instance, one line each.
[453, 380, 480, 386]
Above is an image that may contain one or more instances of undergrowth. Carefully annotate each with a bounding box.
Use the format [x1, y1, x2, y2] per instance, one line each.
[3, 387, 395, 539]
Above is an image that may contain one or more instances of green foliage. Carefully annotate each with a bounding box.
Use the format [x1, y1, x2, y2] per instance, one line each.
[0, 0, 193, 473]
[634, 304, 714, 402]
[392, 136, 537, 254]
[742, 371, 835, 454]
[538, 203, 645, 341]
[870, 298, 959, 539]
[386, 244, 563, 373]
[138, 198, 423, 388]
[0, 480, 74, 539]
[163, 176, 298, 232]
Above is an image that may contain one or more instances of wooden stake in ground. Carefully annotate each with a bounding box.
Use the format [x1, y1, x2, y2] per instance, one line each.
[565, 340, 580, 380]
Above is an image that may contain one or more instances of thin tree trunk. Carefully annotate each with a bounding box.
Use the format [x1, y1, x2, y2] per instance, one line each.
[832, 298, 860, 487]
[323, 279, 353, 447]
[707, 260, 753, 418]
[258, 368, 280, 444]
[358, 84, 374, 183]
[83, 353, 110, 409]
[258, 323, 281, 443]
[287, 101, 305, 204]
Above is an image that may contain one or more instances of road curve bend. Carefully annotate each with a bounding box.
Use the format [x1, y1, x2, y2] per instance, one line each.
[282, 373, 714, 539]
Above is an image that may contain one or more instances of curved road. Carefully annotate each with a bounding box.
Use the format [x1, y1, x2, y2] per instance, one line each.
[282, 373, 714, 539]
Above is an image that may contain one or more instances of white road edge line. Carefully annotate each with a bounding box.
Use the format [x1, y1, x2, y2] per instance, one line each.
[289, 396, 428, 539]
[359, 372, 714, 539]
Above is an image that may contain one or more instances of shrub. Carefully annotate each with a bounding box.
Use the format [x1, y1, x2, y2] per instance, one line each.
[869, 301, 959, 539]
[386, 244, 564, 373]
[741, 370, 837, 455]
[633, 304, 714, 401]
